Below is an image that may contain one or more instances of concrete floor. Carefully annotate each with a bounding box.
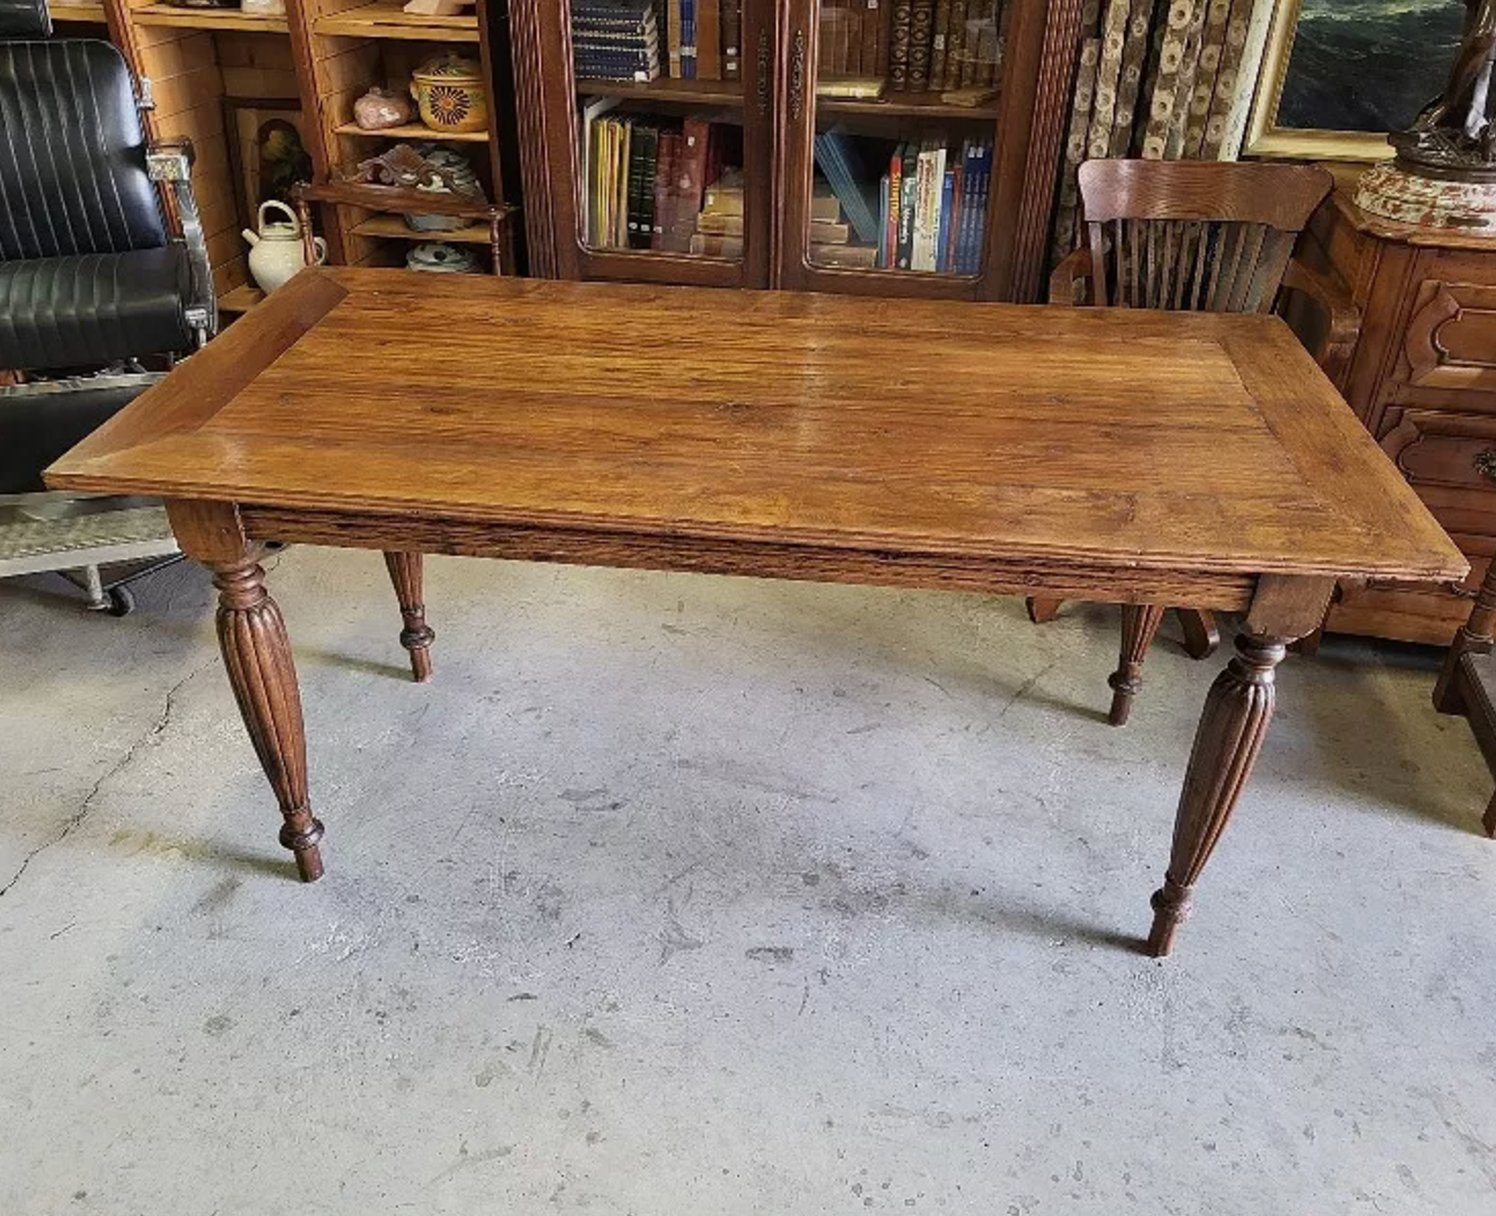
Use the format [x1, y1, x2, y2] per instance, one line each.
[3, 548, 1496, 1214]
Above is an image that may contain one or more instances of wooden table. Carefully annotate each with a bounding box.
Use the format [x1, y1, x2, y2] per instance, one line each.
[46, 269, 1466, 956]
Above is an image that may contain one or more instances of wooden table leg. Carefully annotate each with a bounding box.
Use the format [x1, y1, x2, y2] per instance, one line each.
[1146, 632, 1287, 957]
[1107, 603, 1166, 727]
[1025, 596, 1062, 623]
[383, 551, 435, 683]
[1178, 609, 1220, 660]
[213, 551, 325, 881]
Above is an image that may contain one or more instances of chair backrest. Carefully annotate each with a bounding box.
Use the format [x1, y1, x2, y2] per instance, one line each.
[0, 9, 168, 262]
[1077, 159, 1334, 314]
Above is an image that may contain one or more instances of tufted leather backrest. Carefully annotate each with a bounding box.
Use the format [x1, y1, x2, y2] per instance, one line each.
[0, 0, 50, 38]
[0, 39, 168, 260]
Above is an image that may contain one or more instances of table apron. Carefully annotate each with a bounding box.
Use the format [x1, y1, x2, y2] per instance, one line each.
[237, 505, 1259, 611]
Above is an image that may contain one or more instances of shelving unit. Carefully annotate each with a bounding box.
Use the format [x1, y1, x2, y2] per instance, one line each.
[296, 0, 516, 274]
[130, 3, 288, 32]
[511, 0, 1070, 299]
[313, 0, 479, 42]
[351, 214, 490, 244]
[51, 1, 108, 21]
[217, 283, 265, 313]
[333, 120, 488, 143]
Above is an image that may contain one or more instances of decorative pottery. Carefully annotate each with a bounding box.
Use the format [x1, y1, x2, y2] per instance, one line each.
[242, 199, 326, 293]
[353, 86, 413, 131]
[1355, 161, 1496, 235]
[240, 0, 286, 15]
[410, 53, 488, 135]
[406, 242, 479, 273]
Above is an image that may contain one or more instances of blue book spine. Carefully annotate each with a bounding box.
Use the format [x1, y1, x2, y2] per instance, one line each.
[937, 167, 956, 273]
[969, 144, 991, 275]
[681, 0, 696, 78]
[956, 142, 977, 274]
[877, 173, 890, 269]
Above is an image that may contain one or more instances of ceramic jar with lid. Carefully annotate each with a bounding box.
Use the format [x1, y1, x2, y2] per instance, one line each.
[410, 53, 488, 135]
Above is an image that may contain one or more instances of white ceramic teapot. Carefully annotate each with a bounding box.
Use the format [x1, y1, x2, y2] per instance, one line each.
[243, 200, 326, 294]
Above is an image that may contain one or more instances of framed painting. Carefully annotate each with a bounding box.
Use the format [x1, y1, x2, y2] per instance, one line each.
[1246, 0, 1467, 161]
[223, 98, 315, 231]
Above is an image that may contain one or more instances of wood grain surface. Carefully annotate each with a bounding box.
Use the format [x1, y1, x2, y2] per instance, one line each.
[47, 268, 1465, 589]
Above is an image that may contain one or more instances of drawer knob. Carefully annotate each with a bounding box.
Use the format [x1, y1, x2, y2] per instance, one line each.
[1476, 449, 1496, 483]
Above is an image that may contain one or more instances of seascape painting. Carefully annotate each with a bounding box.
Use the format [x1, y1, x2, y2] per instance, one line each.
[1277, 0, 1466, 133]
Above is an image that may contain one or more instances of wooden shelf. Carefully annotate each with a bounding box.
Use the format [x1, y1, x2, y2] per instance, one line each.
[575, 77, 744, 108]
[818, 92, 1001, 121]
[314, 0, 479, 42]
[351, 214, 491, 244]
[217, 284, 264, 313]
[51, 1, 107, 20]
[131, 3, 289, 33]
[334, 121, 489, 144]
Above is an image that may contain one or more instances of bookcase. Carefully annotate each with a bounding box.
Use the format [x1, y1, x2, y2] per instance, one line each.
[506, 0, 1085, 299]
[73, 0, 521, 319]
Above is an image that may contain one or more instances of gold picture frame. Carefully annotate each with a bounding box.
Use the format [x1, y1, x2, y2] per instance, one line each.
[1244, 0, 1396, 163]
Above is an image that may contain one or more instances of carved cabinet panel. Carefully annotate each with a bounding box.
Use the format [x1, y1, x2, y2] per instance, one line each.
[1401, 280, 1496, 395]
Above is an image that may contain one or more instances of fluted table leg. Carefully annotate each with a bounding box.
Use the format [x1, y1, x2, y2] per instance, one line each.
[383, 551, 435, 683]
[1146, 632, 1286, 956]
[212, 554, 324, 881]
[1108, 603, 1166, 726]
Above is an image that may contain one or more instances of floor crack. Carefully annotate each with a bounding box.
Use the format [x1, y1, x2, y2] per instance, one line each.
[0, 657, 216, 900]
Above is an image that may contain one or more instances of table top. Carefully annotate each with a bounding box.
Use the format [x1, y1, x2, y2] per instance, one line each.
[46, 268, 1464, 585]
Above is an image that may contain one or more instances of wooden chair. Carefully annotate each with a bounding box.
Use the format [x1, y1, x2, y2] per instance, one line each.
[1031, 159, 1360, 725]
[1435, 560, 1496, 838]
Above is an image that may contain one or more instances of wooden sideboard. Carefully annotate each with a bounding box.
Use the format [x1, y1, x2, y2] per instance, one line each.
[1299, 180, 1496, 646]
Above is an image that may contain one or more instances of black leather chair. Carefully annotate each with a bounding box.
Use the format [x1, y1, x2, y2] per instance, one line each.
[0, 0, 214, 369]
[0, 0, 215, 612]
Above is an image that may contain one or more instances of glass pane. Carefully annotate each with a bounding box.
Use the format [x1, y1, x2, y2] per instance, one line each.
[571, 0, 748, 259]
[808, 0, 1004, 273]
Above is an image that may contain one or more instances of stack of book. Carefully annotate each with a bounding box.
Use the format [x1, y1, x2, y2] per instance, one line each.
[877, 138, 990, 272]
[818, 0, 1003, 94]
[649, 0, 743, 81]
[1050, 0, 1276, 262]
[583, 105, 742, 253]
[572, 0, 662, 83]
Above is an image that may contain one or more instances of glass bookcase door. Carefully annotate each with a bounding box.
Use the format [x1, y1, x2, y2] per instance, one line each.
[569, 0, 756, 264]
[798, 0, 1006, 276]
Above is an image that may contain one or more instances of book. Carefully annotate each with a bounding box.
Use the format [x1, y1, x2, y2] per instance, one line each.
[811, 185, 842, 223]
[697, 0, 721, 79]
[681, 0, 697, 78]
[889, 0, 912, 90]
[862, 0, 883, 78]
[964, 140, 990, 275]
[937, 165, 956, 272]
[877, 171, 890, 268]
[689, 233, 743, 257]
[652, 128, 680, 248]
[895, 143, 917, 269]
[668, 116, 710, 249]
[667, 0, 682, 77]
[812, 130, 881, 244]
[883, 150, 902, 267]
[722, 0, 741, 79]
[944, 0, 967, 89]
[908, 0, 934, 90]
[812, 243, 878, 268]
[930, 0, 953, 90]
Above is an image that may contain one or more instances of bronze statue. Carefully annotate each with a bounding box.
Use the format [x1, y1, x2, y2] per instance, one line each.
[1397, 0, 1496, 172]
